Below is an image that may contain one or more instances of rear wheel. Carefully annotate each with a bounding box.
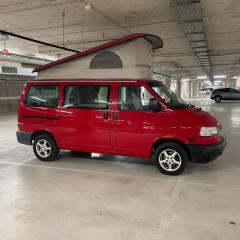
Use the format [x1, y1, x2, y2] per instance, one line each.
[214, 96, 222, 103]
[154, 142, 188, 176]
[33, 134, 59, 161]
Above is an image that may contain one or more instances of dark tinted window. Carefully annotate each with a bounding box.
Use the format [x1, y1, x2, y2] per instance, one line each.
[220, 88, 229, 92]
[25, 85, 59, 107]
[63, 85, 110, 109]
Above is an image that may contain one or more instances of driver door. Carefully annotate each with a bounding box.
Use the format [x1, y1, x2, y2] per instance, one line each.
[111, 83, 165, 157]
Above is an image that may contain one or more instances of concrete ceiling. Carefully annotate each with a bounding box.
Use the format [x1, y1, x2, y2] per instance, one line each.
[0, 0, 240, 78]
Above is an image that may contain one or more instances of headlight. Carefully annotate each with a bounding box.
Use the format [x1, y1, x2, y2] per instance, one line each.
[200, 127, 218, 136]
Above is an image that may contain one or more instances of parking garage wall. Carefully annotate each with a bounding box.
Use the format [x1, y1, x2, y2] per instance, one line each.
[0, 75, 33, 112]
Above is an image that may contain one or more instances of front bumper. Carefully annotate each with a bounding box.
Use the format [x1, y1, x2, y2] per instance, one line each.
[16, 131, 32, 145]
[188, 136, 226, 163]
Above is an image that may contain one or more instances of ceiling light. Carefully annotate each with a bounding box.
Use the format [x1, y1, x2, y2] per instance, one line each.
[233, 76, 240, 79]
[213, 75, 226, 79]
[181, 78, 190, 81]
[85, 3, 92, 10]
[214, 80, 223, 83]
[197, 76, 207, 79]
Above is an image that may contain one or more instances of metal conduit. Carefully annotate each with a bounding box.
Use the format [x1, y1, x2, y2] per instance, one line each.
[170, 0, 213, 80]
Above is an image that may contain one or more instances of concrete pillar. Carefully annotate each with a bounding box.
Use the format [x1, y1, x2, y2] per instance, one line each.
[222, 81, 228, 88]
[191, 81, 198, 97]
[195, 82, 200, 96]
[181, 79, 190, 99]
[189, 81, 194, 98]
[176, 78, 181, 97]
[164, 77, 171, 89]
[236, 78, 240, 90]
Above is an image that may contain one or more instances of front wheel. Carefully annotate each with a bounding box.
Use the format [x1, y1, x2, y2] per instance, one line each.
[214, 96, 222, 103]
[33, 134, 59, 161]
[154, 142, 188, 175]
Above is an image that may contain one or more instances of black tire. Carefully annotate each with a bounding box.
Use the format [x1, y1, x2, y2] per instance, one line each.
[214, 96, 222, 103]
[71, 151, 91, 158]
[33, 134, 59, 161]
[154, 142, 188, 176]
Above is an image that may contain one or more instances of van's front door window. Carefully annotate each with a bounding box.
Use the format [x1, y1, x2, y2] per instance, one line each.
[118, 85, 155, 111]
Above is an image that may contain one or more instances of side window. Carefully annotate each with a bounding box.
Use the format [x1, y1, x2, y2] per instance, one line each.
[90, 50, 123, 69]
[63, 85, 110, 109]
[118, 85, 155, 111]
[151, 85, 171, 104]
[25, 85, 59, 107]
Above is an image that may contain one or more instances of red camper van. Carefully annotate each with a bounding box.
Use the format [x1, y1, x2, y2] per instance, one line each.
[16, 33, 226, 175]
[17, 79, 226, 175]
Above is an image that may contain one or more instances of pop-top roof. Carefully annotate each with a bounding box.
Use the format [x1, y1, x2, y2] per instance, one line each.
[33, 33, 163, 73]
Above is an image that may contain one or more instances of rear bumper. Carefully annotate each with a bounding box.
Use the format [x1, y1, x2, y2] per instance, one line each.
[188, 136, 226, 163]
[16, 131, 32, 145]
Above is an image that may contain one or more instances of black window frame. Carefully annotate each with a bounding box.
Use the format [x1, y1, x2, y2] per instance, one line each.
[63, 84, 110, 110]
[25, 84, 60, 108]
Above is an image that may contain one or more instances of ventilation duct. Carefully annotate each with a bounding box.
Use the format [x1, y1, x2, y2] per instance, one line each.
[170, 0, 213, 81]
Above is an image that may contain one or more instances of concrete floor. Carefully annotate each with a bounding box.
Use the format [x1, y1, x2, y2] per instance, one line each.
[0, 99, 240, 240]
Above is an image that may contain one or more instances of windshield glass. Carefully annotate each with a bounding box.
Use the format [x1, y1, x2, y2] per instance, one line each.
[148, 82, 189, 109]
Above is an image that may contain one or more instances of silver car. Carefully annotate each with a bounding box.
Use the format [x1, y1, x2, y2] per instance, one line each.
[211, 88, 240, 102]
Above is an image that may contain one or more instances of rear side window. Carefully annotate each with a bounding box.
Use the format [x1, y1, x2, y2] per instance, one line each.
[63, 85, 110, 109]
[25, 85, 59, 108]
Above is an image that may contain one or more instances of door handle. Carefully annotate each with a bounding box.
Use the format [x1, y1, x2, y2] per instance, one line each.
[103, 111, 108, 119]
[113, 112, 118, 120]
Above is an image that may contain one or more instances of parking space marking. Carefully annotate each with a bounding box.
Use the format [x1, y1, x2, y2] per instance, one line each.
[0, 158, 239, 192]
[0, 159, 177, 183]
[155, 176, 185, 240]
[0, 156, 35, 165]
[0, 120, 16, 124]
[0, 144, 23, 153]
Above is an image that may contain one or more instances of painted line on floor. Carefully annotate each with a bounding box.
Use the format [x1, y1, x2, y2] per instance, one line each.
[0, 120, 16, 124]
[0, 159, 177, 183]
[1, 159, 240, 192]
[0, 157, 35, 166]
[0, 144, 23, 153]
[156, 176, 185, 240]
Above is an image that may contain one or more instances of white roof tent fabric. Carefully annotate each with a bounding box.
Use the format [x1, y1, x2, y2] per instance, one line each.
[34, 33, 163, 80]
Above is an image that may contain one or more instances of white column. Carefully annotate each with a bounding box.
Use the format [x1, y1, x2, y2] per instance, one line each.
[181, 79, 190, 99]
[176, 78, 181, 97]
[164, 77, 171, 89]
[191, 81, 198, 97]
[236, 78, 240, 89]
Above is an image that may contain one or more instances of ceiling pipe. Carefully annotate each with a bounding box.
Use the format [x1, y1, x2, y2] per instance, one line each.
[0, 30, 80, 53]
[170, 0, 213, 81]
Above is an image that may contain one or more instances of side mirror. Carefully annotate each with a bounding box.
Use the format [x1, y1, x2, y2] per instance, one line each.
[149, 98, 162, 112]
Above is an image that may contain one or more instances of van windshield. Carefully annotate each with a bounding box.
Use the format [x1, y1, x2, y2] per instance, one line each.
[148, 82, 190, 109]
